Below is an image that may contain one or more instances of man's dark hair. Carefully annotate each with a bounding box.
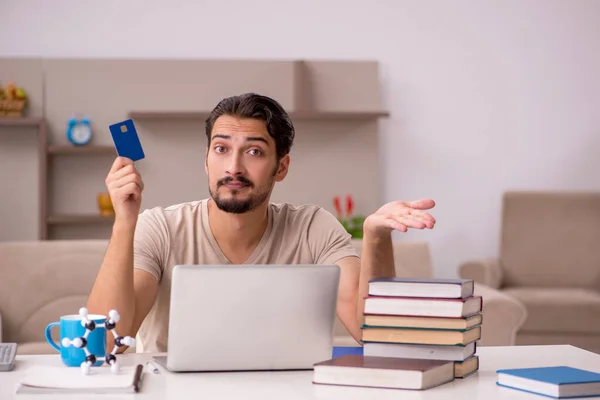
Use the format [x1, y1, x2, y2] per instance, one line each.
[205, 93, 295, 160]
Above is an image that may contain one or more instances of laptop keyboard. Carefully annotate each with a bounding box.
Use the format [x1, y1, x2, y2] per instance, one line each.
[0, 343, 17, 371]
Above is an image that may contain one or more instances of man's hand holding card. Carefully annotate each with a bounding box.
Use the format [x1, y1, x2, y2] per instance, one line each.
[106, 119, 146, 228]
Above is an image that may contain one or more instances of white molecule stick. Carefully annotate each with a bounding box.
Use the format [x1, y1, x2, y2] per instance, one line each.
[103, 309, 136, 373]
[61, 307, 136, 374]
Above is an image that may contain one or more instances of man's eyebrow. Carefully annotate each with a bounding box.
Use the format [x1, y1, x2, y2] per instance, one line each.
[211, 134, 269, 146]
[211, 134, 231, 141]
[245, 136, 269, 146]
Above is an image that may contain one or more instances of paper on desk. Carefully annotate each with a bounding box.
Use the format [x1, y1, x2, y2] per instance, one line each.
[16, 365, 142, 394]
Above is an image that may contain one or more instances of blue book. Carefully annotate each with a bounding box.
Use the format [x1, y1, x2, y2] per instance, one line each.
[496, 366, 600, 398]
[332, 346, 363, 359]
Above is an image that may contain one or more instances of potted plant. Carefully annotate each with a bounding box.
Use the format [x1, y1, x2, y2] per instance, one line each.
[333, 195, 365, 239]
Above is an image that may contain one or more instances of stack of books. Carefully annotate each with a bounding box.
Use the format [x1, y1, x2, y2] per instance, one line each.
[312, 277, 482, 391]
[361, 277, 482, 379]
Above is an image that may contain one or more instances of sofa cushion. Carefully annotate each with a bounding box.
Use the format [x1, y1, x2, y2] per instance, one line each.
[16, 341, 56, 355]
[351, 239, 433, 278]
[474, 283, 527, 346]
[504, 287, 600, 333]
[0, 240, 107, 343]
[500, 192, 600, 288]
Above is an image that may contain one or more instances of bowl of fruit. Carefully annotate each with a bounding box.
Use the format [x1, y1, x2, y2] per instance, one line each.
[0, 82, 28, 117]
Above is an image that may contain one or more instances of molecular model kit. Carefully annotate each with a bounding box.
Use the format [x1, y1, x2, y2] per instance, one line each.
[61, 307, 136, 375]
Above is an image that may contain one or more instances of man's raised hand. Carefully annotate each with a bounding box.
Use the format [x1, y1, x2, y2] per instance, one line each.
[363, 199, 436, 237]
[105, 157, 144, 227]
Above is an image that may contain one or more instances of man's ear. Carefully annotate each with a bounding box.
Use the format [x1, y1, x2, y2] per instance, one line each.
[274, 154, 290, 182]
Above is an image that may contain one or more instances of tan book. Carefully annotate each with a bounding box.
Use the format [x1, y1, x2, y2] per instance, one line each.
[313, 355, 454, 390]
[364, 313, 482, 330]
[455, 355, 479, 378]
[362, 325, 481, 346]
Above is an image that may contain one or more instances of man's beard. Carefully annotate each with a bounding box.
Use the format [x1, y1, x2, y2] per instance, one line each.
[210, 175, 272, 214]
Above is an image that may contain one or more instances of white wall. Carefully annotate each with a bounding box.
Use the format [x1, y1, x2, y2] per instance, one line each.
[2, 0, 600, 277]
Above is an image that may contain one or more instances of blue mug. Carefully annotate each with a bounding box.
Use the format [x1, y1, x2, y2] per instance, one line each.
[45, 313, 107, 367]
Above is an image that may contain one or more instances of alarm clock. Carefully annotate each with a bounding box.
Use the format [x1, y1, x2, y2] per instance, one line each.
[66, 117, 93, 146]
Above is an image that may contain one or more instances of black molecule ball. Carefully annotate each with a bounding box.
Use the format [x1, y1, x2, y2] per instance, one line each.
[77, 337, 88, 348]
[85, 354, 97, 365]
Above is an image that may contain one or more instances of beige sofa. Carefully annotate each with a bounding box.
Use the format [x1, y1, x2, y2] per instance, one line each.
[459, 191, 600, 354]
[0, 240, 108, 355]
[1, 239, 526, 355]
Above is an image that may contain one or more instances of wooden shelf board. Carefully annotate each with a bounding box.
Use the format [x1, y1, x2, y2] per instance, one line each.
[290, 111, 389, 120]
[47, 145, 115, 155]
[128, 110, 389, 121]
[47, 214, 115, 225]
[129, 111, 210, 120]
[0, 117, 44, 127]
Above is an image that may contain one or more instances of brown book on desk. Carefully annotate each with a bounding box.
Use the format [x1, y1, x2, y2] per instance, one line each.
[15, 364, 144, 394]
[313, 355, 454, 390]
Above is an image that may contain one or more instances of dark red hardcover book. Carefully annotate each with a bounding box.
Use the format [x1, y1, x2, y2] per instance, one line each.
[313, 355, 455, 390]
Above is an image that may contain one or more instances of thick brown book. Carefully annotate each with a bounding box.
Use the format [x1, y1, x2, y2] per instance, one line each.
[313, 355, 455, 390]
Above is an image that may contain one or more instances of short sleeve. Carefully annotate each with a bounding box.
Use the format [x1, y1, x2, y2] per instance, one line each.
[307, 207, 359, 265]
[133, 208, 169, 281]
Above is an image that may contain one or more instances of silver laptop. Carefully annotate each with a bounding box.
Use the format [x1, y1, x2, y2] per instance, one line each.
[153, 264, 340, 372]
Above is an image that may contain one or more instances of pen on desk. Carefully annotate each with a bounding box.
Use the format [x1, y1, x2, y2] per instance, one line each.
[133, 364, 144, 392]
[146, 361, 160, 374]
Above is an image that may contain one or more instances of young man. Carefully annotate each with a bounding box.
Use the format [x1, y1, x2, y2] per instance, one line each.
[86, 93, 435, 353]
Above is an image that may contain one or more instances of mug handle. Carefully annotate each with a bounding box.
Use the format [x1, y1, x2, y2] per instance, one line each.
[45, 322, 61, 352]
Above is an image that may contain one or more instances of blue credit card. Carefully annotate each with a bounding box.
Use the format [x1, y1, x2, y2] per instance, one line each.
[109, 119, 145, 161]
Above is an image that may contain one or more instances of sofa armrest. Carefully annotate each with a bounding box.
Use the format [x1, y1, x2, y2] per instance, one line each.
[458, 258, 503, 289]
[474, 283, 527, 346]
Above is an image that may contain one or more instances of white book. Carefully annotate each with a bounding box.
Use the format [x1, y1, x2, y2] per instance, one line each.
[368, 277, 474, 299]
[364, 296, 482, 318]
[363, 341, 476, 361]
[15, 364, 144, 394]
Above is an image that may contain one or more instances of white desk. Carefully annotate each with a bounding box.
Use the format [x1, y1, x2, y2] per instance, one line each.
[2, 345, 600, 399]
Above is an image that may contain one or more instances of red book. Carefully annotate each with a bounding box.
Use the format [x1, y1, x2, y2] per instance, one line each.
[313, 355, 455, 390]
